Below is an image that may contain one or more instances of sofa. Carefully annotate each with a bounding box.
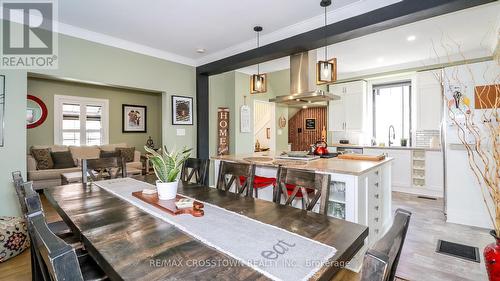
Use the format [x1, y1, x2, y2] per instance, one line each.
[27, 143, 142, 190]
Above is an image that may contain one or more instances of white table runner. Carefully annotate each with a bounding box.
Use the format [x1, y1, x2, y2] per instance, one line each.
[94, 178, 337, 281]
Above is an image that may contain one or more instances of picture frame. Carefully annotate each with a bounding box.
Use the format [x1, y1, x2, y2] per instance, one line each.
[305, 118, 316, 130]
[122, 104, 147, 133]
[172, 95, 193, 125]
[0, 75, 4, 147]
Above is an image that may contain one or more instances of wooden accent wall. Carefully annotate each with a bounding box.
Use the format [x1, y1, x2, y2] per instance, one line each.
[288, 107, 327, 151]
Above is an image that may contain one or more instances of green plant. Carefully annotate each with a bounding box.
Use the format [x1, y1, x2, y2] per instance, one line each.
[144, 146, 192, 183]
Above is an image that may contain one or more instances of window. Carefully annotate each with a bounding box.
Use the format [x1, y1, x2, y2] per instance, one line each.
[372, 82, 411, 146]
[54, 95, 109, 146]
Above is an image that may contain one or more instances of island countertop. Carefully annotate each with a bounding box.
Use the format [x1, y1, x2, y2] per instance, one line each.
[211, 153, 393, 176]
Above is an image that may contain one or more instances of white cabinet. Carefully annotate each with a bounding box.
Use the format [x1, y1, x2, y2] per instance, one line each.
[328, 80, 366, 132]
[425, 151, 443, 190]
[364, 148, 412, 189]
[416, 70, 443, 131]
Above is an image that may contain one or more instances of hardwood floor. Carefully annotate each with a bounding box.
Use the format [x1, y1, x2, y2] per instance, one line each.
[0, 192, 491, 281]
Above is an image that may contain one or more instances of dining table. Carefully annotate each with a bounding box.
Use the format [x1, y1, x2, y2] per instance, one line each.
[44, 175, 368, 281]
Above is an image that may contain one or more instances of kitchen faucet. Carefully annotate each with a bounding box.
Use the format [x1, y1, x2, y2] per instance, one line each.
[388, 125, 395, 147]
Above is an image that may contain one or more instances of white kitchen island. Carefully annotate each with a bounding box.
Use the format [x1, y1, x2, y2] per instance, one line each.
[211, 153, 393, 271]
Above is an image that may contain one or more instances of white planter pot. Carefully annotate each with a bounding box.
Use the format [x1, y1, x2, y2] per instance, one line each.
[156, 180, 178, 200]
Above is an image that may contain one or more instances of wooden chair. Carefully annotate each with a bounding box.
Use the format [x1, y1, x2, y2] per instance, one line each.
[11, 171, 72, 237]
[27, 212, 108, 281]
[360, 208, 412, 281]
[180, 158, 210, 185]
[81, 157, 127, 184]
[216, 161, 255, 197]
[276, 168, 330, 214]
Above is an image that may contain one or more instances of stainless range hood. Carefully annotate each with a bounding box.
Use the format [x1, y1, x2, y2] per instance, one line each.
[269, 51, 340, 105]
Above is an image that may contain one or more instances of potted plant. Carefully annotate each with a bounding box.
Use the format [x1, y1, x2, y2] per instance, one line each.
[400, 138, 408, 147]
[144, 145, 191, 200]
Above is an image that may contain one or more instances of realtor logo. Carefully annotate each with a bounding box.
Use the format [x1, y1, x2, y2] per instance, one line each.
[1, 0, 58, 69]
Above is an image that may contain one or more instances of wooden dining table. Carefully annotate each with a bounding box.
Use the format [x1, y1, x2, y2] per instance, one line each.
[44, 175, 368, 281]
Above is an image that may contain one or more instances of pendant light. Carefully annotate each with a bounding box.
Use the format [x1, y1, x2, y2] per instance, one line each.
[250, 26, 267, 94]
[316, 0, 337, 84]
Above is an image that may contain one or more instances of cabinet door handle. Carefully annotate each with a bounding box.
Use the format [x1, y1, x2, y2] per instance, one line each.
[374, 182, 379, 187]
[375, 170, 379, 175]
[374, 206, 379, 211]
[374, 217, 379, 222]
[374, 194, 379, 199]
[375, 229, 379, 234]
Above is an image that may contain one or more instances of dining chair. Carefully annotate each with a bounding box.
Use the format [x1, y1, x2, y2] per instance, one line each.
[81, 157, 127, 184]
[11, 171, 72, 237]
[27, 212, 108, 281]
[276, 167, 330, 214]
[180, 158, 210, 185]
[360, 208, 412, 281]
[216, 161, 256, 197]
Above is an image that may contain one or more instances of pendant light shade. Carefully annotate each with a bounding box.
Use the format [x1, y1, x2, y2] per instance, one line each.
[316, 0, 337, 85]
[250, 26, 267, 94]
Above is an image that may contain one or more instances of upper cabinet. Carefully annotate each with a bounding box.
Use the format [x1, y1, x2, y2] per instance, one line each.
[416, 70, 443, 131]
[328, 81, 366, 132]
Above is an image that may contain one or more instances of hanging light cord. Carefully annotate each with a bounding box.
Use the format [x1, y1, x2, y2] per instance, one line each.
[324, 5, 328, 61]
[257, 30, 260, 75]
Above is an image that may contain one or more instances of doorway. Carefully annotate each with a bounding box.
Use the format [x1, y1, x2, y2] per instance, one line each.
[253, 100, 275, 152]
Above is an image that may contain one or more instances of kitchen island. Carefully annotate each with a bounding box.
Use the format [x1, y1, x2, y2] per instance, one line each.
[211, 153, 393, 271]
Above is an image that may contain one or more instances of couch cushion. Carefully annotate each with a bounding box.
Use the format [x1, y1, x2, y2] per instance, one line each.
[99, 143, 127, 152]
[69, 146, 100, 164]
[31, 145, 68, 152]
[116, 147, 135, 162]
[100, 150, 121, 158]
[28, 167, 81, 181]
[31, 148, 54, 170]
[51, 151, 76, 169]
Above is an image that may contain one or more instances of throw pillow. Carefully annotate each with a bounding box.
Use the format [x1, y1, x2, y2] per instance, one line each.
[31, 148, 54, 170]
[116, 147, 135, 162]
[51, 151, 76, 169]
[100, 150, 121, 158]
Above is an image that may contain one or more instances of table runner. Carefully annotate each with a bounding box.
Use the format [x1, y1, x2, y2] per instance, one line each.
[94, 178, 337, 281]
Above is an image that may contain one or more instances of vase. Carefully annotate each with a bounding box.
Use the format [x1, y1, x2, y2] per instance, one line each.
[156, 180, 178, 200]
[484, 230, 500, 281]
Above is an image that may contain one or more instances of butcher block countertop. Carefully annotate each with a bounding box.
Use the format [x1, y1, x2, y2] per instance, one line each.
[211, 153, 393, 176]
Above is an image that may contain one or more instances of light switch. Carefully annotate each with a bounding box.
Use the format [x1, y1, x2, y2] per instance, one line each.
[176, 128, 186, 136]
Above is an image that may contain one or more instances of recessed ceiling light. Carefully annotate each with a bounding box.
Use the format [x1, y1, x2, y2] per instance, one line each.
[377, 57, 384, 63]
[407, 35, 416, 42]
[196, 48, 206, 54]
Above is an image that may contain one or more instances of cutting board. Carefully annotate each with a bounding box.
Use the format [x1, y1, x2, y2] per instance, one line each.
[338, 153, 385, 161]
[132, 192, 205, 217]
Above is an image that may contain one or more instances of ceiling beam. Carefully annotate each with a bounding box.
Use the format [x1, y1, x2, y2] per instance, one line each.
[196, 0, 495, 76]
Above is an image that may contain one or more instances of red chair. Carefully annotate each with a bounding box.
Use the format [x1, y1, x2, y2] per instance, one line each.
[239, 176, 276, 198]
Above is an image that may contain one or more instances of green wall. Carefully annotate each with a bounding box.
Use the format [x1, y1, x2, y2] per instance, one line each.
[0, 21, 196, 216]
[27, 78, 163, 152]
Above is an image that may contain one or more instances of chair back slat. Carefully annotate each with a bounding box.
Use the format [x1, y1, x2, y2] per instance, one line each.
[12, 171, 27, 214]
[82, 157, 127, 184]
[180, 158, 210, 185]
[28, 214, 84, 281]
[216, 161, 255, 197]
[23, 181, 44, 218]
[360, 208, 412, 281]
[276, 168, 330, 214]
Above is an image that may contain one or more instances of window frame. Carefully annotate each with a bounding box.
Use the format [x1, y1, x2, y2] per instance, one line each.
[372, 81, 412, 146]
[54, 95, 109, 146]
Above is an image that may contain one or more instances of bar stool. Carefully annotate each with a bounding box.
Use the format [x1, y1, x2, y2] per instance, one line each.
[238, 175, 276, 198]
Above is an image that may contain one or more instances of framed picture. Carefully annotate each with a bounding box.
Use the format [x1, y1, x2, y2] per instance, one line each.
[305, 118, 316, 130]
[172, 95, 193, 125]
[0, 75, 4, 147]
[122, 104, 147, 133]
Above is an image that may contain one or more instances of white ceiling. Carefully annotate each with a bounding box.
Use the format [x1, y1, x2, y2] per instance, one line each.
[237, 2, 500, 78]
[54, 0, 402, 66]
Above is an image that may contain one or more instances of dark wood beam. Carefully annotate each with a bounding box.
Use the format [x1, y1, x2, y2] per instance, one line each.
[196, 0, 494, 159]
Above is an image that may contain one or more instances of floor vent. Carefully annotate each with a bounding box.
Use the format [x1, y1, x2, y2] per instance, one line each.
[436, 240, 480, 263]
[417, 196, 437, 200]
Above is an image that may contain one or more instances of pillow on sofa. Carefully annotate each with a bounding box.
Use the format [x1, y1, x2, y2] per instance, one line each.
[51, 151, 76, 169]
[116, 147, 135, 162]
[100, 150, 121, 158]
[31, 148, 54, 170]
